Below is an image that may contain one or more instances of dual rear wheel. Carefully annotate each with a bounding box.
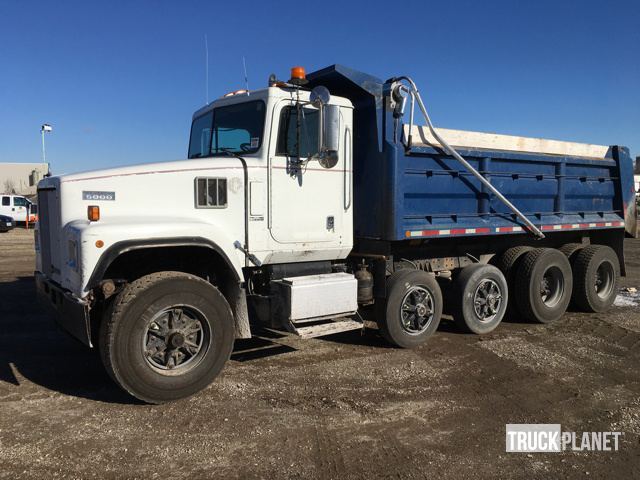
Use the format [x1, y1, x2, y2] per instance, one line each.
[450, 264, 508, 334]
[377, 264, 509, 347]
[495, 244, 619, 322]
[379, 244, 620, 348]
[377, 270, 443, 349]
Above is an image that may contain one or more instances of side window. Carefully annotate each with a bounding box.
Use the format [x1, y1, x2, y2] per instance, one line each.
[276, 106, 319, 158]
[195, 177, 227, 208]
[188, 112, 213, 159]
[1, 197, 9, 206]
[13, 197, 27, 207]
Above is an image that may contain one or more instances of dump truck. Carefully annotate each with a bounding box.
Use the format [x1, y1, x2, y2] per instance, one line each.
[35, 65, 637, 403]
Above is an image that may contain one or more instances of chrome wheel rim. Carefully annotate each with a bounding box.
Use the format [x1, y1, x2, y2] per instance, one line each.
[595, 261, 615, 300]
[400, 286, 434, 335]
[473, 279, 503, 322]
[143, 306, 210, 374]
[540, 266, 564, 308]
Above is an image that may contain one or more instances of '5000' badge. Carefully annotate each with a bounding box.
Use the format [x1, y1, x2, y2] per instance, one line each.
[83, 191, 115, 201]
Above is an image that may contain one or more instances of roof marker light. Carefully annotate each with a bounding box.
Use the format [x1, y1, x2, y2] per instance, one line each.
[223, 89, 249, 98]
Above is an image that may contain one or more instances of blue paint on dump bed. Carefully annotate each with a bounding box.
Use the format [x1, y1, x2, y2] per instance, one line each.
[307, 65, 637, 242]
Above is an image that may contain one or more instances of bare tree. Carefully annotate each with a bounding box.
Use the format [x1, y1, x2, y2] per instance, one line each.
[3, 179, 16, 194]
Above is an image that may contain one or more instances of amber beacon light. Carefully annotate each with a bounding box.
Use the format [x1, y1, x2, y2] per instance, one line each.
[289, 66, 308, 85]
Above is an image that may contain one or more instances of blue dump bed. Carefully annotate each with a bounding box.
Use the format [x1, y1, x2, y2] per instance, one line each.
[307, 65, 637, 243]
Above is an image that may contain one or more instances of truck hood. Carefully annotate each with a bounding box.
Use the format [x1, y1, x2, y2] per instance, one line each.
[36, 156, 248, 294]
[48, 158, 242, 185]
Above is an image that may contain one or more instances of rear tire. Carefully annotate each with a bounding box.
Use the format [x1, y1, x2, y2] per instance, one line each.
[451, 264, 508, 334]
[515, 248, 573, 323]
[558, 242, 583, 259]
[571, 245, 619, 312]
[99, 271, 235, 404]
[378, 270, 442, 348]
[492, 246, 532, 319]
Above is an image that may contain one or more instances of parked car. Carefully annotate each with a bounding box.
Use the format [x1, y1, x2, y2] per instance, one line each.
[0, 214, 15, 232]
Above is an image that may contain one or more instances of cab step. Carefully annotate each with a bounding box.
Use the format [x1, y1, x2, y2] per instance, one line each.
[292, 319, 363, 339]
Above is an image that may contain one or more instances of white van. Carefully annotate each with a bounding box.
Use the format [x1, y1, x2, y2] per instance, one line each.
[0, 194, 36, 223]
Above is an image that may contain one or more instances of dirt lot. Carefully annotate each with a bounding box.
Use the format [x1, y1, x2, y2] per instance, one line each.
[1, 228, 639, 479]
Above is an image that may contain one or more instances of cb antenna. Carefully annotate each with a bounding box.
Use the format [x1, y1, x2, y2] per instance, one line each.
[204, 34, 209, 104]
[242, 56, 249, 95]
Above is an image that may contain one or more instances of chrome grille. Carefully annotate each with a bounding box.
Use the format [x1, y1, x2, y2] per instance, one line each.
[37, 187, 56, 276]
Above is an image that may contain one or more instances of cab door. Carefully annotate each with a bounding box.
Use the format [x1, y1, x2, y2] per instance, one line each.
[11, 197, 28, 222]
[268, 100, 345, 245]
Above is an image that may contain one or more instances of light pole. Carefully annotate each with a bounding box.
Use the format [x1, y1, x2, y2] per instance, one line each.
[41, 123, 52, 165]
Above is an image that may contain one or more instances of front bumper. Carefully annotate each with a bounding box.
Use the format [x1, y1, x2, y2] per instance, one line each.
[35, 271, 93, 347]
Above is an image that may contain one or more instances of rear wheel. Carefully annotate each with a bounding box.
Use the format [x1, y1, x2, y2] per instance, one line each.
[492, 246, 532, 319]
[99, 271, 235, 404]
[515, 248, 573, 323]
[571, 245, 619, 312]
[451, 264, 508, 334]
[378, 270, 442, 348]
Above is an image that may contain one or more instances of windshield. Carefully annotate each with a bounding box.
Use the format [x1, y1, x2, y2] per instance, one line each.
[188, 100, 265, 158]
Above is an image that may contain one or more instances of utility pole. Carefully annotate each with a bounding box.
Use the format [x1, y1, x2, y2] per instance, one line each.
[41, 123, 52, 166]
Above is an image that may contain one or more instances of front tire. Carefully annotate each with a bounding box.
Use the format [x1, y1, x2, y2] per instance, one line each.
[378, 270, 442, 348]
[99, 271, 235, 404]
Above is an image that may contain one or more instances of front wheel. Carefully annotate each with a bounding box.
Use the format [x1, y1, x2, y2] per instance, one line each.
[378, 270, 442, 348]
[99, 271, 235, 404]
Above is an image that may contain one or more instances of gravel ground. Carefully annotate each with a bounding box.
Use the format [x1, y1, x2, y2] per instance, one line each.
[1, 228, 639, 479]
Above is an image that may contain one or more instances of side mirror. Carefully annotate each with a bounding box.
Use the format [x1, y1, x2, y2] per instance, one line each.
[310, 86, 339, 169]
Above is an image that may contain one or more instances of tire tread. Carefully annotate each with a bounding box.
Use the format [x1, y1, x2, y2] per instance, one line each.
[515, 248, 548, 322]
[99, 271, 223, 402]
[572, 245, 619, 312]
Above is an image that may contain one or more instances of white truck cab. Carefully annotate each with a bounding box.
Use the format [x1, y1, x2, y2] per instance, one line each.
[0, 194, 36, 223]
[36, 70, 356, 403]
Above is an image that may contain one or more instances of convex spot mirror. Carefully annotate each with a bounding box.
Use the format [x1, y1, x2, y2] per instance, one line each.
[310, 86, 339, 169]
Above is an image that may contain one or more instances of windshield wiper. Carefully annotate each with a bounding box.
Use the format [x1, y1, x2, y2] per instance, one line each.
[218, 147, 244, 159]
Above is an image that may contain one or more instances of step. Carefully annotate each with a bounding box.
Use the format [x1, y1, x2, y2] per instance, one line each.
[293, 319, 363, 339]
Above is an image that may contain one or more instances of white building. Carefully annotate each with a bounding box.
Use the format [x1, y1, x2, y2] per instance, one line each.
[0, 163, 49, 197]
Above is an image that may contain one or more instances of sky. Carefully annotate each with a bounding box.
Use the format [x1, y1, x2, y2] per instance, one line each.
[1, 0, 638, 175]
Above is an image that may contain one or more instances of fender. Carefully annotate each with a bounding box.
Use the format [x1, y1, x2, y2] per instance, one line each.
[86, 236, 241, 291]
[86, 236, 252, 340]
